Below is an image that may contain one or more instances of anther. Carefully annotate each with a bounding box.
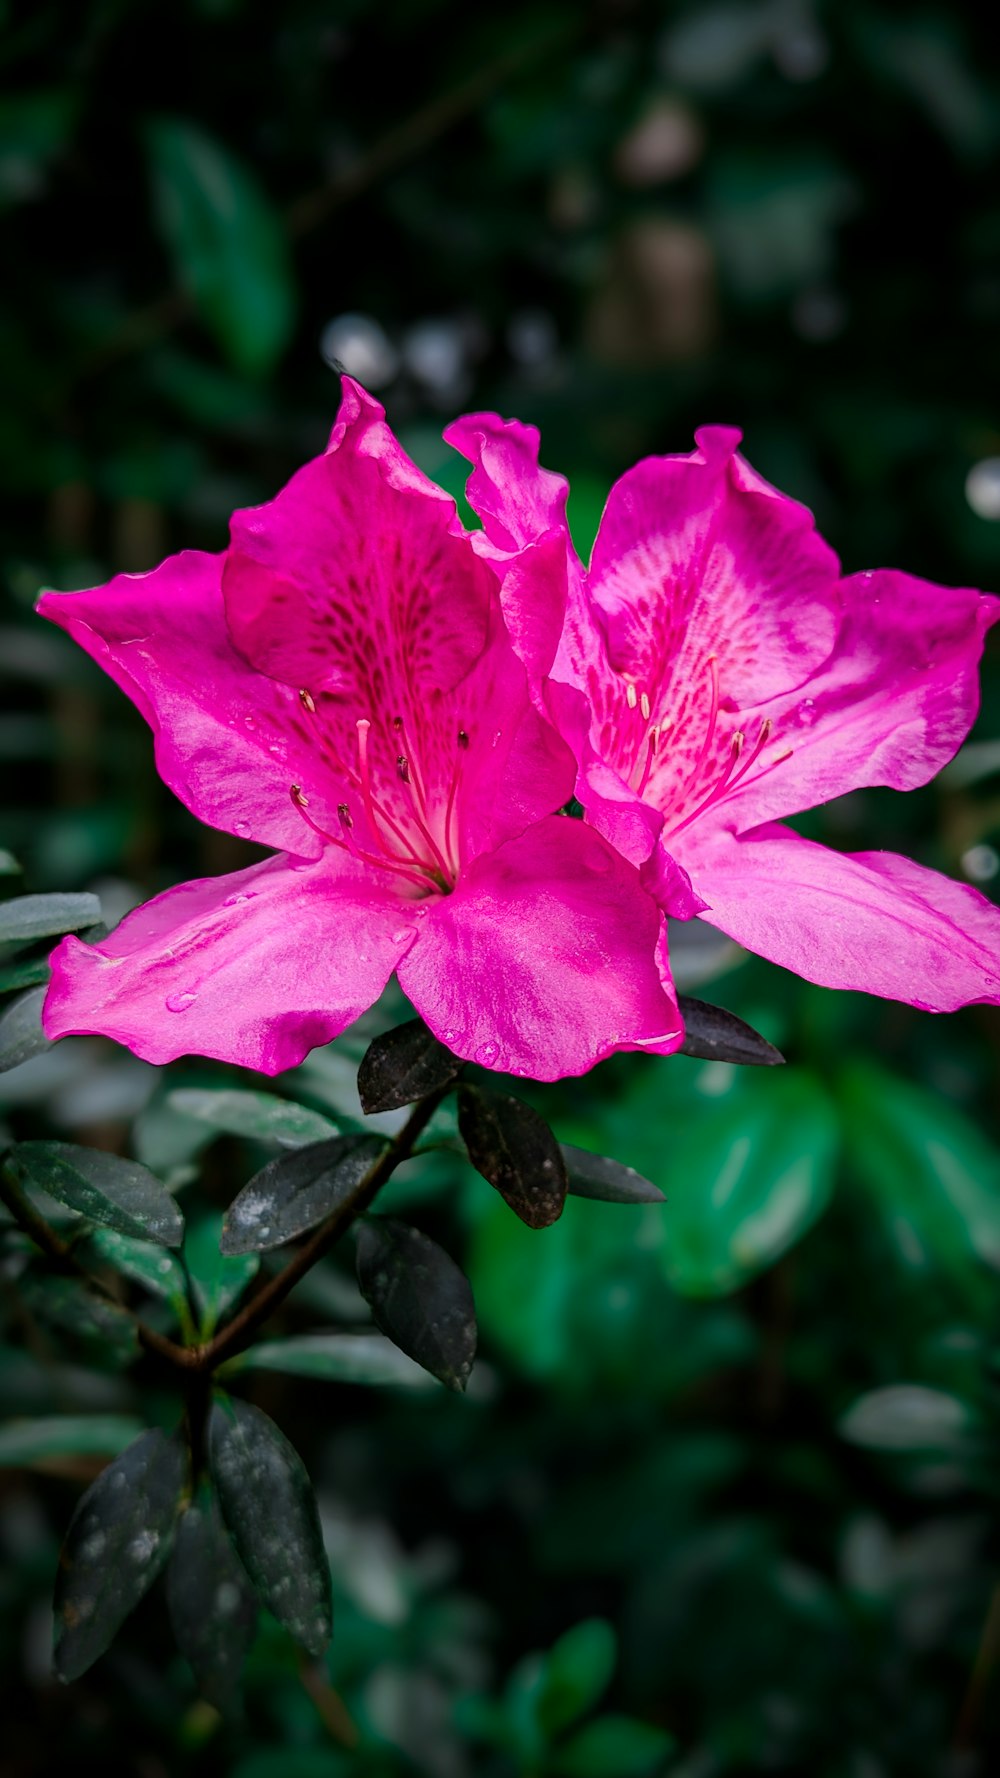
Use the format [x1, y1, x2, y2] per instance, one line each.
[290, 784, 309, 808]
[639, 692, 651, 721]
[457, 728, 470, 750]
[626, 684, 638, 710]
[392, 716, 404, 733]
[337, 803, 353, 830]
[298, 689, 316, 713]
[397, 755, 410, 783]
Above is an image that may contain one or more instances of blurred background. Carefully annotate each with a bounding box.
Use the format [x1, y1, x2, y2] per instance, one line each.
[3, 0, 1000, 1772]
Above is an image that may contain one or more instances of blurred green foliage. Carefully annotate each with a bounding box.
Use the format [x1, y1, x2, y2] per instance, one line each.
[3, 0, 1000, 1772]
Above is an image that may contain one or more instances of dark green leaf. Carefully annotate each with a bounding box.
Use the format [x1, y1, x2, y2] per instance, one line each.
[0, 1414, 144, 1468]
[221, 1134, 386, 1254]
[458, 1085, 567, 1229]
[550, 1715, 676, 1776]
[678, 996, 784, 1066]
[0, 985, 49, 1072]
[230, 1331, 437, 1388]
[184, 1215, 259, 1338]
[167, 1087, 340, 1150]
[536, 1618, 617, 1736]
[0, 954, 50, 994]
[0, 890, 101, 951]
[208, 1396, 331, 1656]
[18, 1272, 139, 1364]
[167, 1487, 257, 1712]
[54, 1427, 187, 1682]
[357, 1017, 463, 1114]
[146, 117, 296, 376]
[78, 1229, 191, 1321]
[6, 1141, 183, 1246]
[356, 1217, 476, 1391]
[562, 1145, 664, 1205]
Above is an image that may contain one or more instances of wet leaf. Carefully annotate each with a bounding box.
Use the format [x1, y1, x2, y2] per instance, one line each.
[357, 1017, 463, 1114]
[0, 890, 101, 952]
[167, 1087, 340, 1150]
[79, 1228, 190, 1319]
[0, 985, 49, 1072]
[230, 1331, 436, 1388]
[355, 1217, 476, 1392]
[678, 996, 784, 1066]
[18, 1271, 139, 1364]
[167, 1486, 257, 1712]
[0, 1414, 144, 1468]
[54, 1426, 187, 1682]
[6, 1141, 183, 1246]
[562, 1145, 664, 1205]
[208, 1395, 331, 1656]
[458, 1085, 567, 1229]
[184, 1215, 259, 1338]
[221, 1134, 386, 1255]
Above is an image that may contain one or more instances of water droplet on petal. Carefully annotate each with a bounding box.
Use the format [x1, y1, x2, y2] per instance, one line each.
[795, 699, 817, 727]
[244, 714, 256, 729]
[441, 1029, 457, 1043]
[223, 891, 257, 907]
[165, 991, 198, 1013]
[392, 925, 417, 944]
[234, 820, 251, 837]
[475, 1039, 500, 1066]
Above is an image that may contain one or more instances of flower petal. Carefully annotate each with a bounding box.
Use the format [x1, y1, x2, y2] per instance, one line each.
[397, 817, 683, 1081]
[42, 853, 416, 1073]
[690, 823, 1000, 1010]
[706, 569, 1000, 833]
[37, 554, 335, 857]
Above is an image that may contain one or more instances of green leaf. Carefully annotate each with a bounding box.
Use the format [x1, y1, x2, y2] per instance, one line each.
[17, 1272, 139, 1364]
[678, 995, 784, 1066]
[54, 1426, 187, 1682]
[562, 1145, 664, 1205]
[550, 1714, 676, 1776]
[458, 1085, 567, 1228]
[230, 1331, 437, 1388]
[839, 1385, 978, 1453]
[536, 1618, 617, 1737]
[221, 1134, 386, 1254]
[183, 1215, 259, 1338]
[0, 1414, 144, 1468]
[167, 1087, 340, 1150]
[0, 90, 77, 209]
[0, 984, 49, 1072]
[357, 1017, 463, 1114]
[208, 1395, 332, 1656]
[146, 116, 296, 376]
[839, 1062, 1000, 1286]
[167, 1486, 257, 1712]
[0, 890, 101, 951]
[79, 1229, 190, 1319]
[0, 954, 50, 994]
[6, 1141, 183, 1246]
[658, 1069, 839, 1296]
[0, 850, 21, 876]
[356, 1217, 476, 1392]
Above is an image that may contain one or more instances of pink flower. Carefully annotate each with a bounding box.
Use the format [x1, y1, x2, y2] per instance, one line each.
[37, 381, 684, 1080]
[446, 415, 1000, 1012]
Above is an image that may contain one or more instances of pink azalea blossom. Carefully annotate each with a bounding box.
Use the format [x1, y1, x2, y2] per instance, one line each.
[446, 415, 1000, 1012]
[37, 380, 685, 1080]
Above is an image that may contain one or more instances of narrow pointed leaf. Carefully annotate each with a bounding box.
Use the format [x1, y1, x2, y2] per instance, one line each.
[221, 1133, 386, 1255]
[54, 1426, 187, 1682]
[562, 1145, 664, 1205]
[184, 1215, 259, 1338]
[356, 1217, 476, 1392]
[231, 1331, 437, 1388]
[0, 955, 50, 995]
[167, 1487, 257, 1712]
[458, 1085, 567, 1229]
[0, 891, 101, 951]
[358, 1017, 463, 1114]
[678, 996, 784, 1066]
[167, 1087, 340, 1150]
[6, 1141, 183, 1246]
[0, 985, 49, 1071]
[208, 1396, 332, 1656]
[0, 1414, 144, 1468]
